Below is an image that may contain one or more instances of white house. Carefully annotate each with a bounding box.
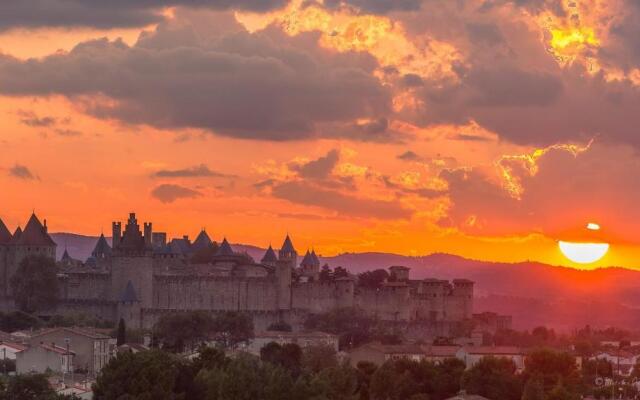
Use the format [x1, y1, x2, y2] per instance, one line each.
[0, 341, 27, 360]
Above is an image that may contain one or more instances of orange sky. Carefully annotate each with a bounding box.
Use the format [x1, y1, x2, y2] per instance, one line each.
[1, 0, 640, 269]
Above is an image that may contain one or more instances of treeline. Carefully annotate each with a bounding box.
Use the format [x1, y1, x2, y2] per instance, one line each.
[0, 311, 113, 333]
[92, 343, 622, 400]
[490, 325, 639, 356]
[93, 343, 465, 400]
[303, 307, 404, 349]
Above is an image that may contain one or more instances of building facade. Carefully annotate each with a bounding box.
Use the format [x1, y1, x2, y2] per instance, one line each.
[0, 213, 475, 336]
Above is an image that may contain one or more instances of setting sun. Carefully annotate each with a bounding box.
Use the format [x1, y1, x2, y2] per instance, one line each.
[559, 241, 610, 264]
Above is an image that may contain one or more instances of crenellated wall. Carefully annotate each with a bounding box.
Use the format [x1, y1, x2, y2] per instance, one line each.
[291, 280, 354, 312]
[60, 272, 110, 301]
[152, 275, 279, 311]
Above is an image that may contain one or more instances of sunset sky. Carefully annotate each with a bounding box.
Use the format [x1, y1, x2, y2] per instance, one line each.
[2, 0, 640, 269]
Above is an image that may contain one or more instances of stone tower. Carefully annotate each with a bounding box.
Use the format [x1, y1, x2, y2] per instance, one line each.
[278, 234, 297, 269]
[276, 235, 296, 310]
[110, 213, 153, 310]
[300, 249, 320, 280]
[5, 213, 56, 297]
[117, 280, 142, 330]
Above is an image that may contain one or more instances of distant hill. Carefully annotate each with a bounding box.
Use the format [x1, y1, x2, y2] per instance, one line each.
[50, 232, 640, 331]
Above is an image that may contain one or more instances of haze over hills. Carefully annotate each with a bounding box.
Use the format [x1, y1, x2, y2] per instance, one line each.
[52, 232, 640, 332]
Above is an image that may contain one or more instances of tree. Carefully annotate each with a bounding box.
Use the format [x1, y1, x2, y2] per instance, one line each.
[211, 311, 254, 350]
[311, 363, 359, 400]
[10, 255, 59, 314]
[154, 311, 214, 353]
[260, 342, 302, 374]
[522, 376, 545, 400]
[432, 358, 465, 399]
[93, 350, 191, 400]
[546, 381, 580, 400]
[461, 357, 522, 400]
[357, 270, 389, 289]
[334, 266, 349, 279]
[116, 318, 126, 346]
[196, 353, 296, 400]
[0, 311, 42, 332]
[302, 343, 339, 373]
[523, 349, 579, 394]
[0, 374, 74, 400]
[303, 307, 374, 348]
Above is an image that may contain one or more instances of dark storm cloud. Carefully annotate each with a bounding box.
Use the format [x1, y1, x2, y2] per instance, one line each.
[412, 60, 640, 148]
[324, 0, 423, 13]
[599, 1, 640, 72]
[272, 180, 411, 219]
[8, 164, 37, 180]
[0, 22, 390, 141]
[0, 0, 288, 31]
[464, 66, 563, 107]
[153, 164, 233, 178]
[151, 184, 202, 203]
[291, 150, 340, 180]
[465, 23, 504, 46]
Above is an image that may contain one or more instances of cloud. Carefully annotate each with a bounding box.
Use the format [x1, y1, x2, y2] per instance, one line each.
[0, 0, 289, 31]
[54, 128, 82, 137]
[440, 141, 640, 243]
[290, 149, 340, 179]
[0, 16, 390, 142]
[16, 110, 57, 127]
[397, 150, 422, 162]
[153, 164, 232, 178]
[324, 0, 424, 14]
[8, 164, 37, 180]
[151, 184, 202, 203]
[272, 180, 411, 220]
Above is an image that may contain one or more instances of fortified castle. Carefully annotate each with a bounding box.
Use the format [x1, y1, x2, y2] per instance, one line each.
[0, 213, 474, 337]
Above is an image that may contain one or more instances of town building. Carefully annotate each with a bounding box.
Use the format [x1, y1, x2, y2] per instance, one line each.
[16, 343, 74, 374]
[347, 342, 525, 371]
[245, 331, 339, 355]
[25, 327, 111, 376]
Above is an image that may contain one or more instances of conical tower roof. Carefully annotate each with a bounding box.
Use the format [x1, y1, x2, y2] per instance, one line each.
[192, 229, 212, 252]
[120, 281, 139, 303]
[61, 248, 72, 262]
[0, 218, 12, 244]
[17, 213, 56, 246]
[10, 227, 22, 244]
[216, 237, 234, 256]
[311, 249, 320, 265]
[280, 234, 295, 253]
[91, 233, 112, 258]
[300, 249, 314, 266]
[261, 245, 278, 263]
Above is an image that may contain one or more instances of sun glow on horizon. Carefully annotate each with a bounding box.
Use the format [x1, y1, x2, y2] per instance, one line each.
[558, 241, 609, 264]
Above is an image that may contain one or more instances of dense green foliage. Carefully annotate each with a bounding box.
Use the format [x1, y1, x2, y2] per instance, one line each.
[10, 255, 59, 313]
[93, 332, 634, 400]
[0, 374, 76, 400]
[304, 307, 402, 349]
[154, 311, 254, 352]
[461, 357, 521, 400]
